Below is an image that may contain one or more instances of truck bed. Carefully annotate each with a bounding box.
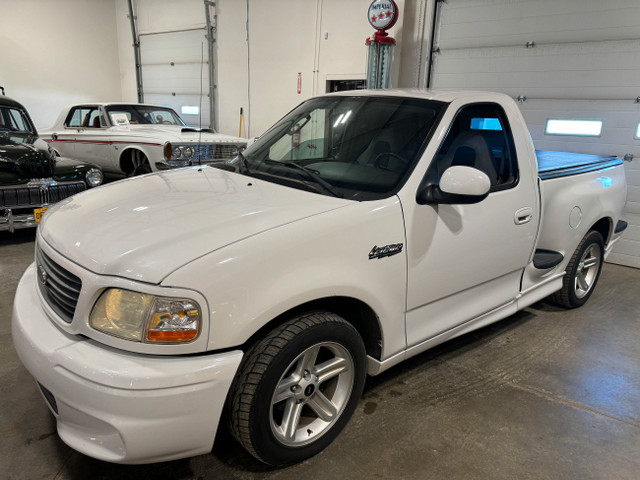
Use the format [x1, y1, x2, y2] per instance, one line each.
[536, 150, 623, 180]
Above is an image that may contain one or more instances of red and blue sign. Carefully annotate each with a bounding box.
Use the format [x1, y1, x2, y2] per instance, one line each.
[368, 0, 398, 31]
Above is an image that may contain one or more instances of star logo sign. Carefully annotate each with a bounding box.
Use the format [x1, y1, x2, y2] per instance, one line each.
[367, 1, 396, 30]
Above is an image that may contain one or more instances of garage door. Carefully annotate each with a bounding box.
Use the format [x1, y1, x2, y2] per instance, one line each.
[430, 0, 640, 268]
[132, 0, 213, 129]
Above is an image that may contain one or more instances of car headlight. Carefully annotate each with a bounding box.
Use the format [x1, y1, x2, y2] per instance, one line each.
[85, 168, 103, 187]
[89, 288, 201, 343]
[173, 146, 183, 158]
[183, 146, 195, 158]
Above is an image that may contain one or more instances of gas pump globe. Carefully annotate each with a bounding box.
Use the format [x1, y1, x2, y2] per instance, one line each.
[366, 0, 399, 89]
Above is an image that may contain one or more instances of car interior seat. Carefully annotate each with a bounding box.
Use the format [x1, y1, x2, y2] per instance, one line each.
[436, 131, 499, 185]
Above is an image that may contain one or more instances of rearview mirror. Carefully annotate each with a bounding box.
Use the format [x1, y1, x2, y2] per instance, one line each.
[417, 166, 491, 204]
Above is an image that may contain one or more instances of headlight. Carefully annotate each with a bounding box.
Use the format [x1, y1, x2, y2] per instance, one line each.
[85, 167, 103, 187]
[183, 146, 195, 158]
[173, 146, 183, 158]
[89, 288, 201, 343]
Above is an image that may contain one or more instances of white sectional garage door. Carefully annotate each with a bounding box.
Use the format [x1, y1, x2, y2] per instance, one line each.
[430, 0, 640, 268]
[133, 0, 212, 129]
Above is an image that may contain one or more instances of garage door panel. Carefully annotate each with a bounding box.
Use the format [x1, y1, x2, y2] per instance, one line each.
[140, 29, 207, 64]
[433, 41, 640, 99]
[439, 0, 640, 50]
[143, 93, 210, 128]
[142, 64, 209, 95]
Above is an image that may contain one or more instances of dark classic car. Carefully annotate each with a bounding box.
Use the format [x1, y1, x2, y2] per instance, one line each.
[0, 94, 103, 232]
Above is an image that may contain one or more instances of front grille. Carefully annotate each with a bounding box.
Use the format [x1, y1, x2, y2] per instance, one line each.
[36, 246, 82, 324]
[0, 182, 86, 208]
[195, 144, 240, 160]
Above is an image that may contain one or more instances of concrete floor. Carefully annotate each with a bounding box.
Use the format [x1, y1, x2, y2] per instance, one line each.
[2, 229, 640, 480]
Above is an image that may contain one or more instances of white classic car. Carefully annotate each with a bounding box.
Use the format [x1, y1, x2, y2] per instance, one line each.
[41, 103, 247, 176]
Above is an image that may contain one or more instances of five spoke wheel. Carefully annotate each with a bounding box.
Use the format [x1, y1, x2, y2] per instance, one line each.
[270, 342, 354, 446]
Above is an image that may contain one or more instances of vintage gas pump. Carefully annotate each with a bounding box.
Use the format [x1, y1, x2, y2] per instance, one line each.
[366, 0, 399, 89]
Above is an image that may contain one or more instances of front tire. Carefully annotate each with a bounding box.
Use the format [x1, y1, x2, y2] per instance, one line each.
[550, 230, 604, 308]
[227, 312, 366, 466]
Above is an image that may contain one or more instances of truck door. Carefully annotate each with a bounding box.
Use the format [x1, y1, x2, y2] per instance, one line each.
[401, 101, 539, 347]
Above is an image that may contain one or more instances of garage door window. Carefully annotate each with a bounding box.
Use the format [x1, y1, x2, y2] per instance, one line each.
[545, 119, 603, 136]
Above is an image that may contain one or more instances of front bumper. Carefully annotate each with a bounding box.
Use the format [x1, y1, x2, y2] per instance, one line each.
[1, 207, 40, 232]
[12, 264, 243, 464]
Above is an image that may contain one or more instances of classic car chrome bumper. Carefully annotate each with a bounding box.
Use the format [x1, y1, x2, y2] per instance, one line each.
[0, 208, 39, 232]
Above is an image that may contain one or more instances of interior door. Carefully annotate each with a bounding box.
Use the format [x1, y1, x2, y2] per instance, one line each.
[401, 101, 539, 347]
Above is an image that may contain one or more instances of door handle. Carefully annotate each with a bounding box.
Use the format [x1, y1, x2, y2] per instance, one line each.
[515, 207, 533, 225]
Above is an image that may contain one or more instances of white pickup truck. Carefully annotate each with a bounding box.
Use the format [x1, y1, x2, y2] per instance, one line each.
[12, 90, 627, 466]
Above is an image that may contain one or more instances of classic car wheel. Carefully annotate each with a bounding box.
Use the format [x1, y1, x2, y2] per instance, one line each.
[129, 150, 152, 176]
[228, 312, 366, 466]
[550, 230, 604, 308]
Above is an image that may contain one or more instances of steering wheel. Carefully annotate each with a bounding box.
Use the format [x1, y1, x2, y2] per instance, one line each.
[373, 152, 409, 170]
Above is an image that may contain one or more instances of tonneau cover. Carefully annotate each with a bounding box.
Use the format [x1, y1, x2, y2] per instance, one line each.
[536, 150, 623, 180]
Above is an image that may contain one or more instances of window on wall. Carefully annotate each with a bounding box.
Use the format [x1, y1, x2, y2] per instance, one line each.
[545, 119, 602, 136]
[636, 122, 640, 139]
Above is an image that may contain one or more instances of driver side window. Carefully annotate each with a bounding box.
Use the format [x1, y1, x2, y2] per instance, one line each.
[432, 103, 519, 192]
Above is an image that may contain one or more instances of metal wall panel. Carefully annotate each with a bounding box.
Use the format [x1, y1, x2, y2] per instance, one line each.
[432, 0, 640, 267]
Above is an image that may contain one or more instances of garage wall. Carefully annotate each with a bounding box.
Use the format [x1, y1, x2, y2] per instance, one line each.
[0, 0, 122, 130]
[430, 0, 640, 268]
[215, 0, 406, 138]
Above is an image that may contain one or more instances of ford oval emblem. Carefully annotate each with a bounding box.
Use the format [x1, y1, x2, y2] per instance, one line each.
[38, 264, 48, 285]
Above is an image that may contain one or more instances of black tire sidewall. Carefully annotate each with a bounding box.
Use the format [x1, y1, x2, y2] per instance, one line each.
[249, 318, 366, 466]
[567, 231, 604, 308]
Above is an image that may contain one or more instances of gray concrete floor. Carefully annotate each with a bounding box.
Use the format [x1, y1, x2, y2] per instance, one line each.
[1, 228, 639, 480]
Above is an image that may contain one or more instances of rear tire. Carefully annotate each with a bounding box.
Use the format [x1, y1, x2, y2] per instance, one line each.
[550, 230, 604, 308]
[227, 312, 366, 466]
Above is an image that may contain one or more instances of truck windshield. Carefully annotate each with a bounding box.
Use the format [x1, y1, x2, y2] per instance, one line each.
[0, 107, 34, 133]
[236, 96, 445, 200]
[105, 105, 186, 126]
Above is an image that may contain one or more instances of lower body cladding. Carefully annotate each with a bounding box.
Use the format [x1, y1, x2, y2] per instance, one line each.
[12, 265, 243, 464]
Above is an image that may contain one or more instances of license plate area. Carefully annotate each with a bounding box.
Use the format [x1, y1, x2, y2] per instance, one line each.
[34, 207, 47, 223]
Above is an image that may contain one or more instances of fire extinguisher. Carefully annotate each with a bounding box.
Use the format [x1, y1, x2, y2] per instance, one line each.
[292, 129, 300, 148]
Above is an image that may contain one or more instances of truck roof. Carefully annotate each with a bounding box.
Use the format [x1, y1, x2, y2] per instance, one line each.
[324, 88, 514, 103]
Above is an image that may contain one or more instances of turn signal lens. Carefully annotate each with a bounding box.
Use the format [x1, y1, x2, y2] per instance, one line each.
[145, 298, 200, 343]
[164, 142, 173, 160]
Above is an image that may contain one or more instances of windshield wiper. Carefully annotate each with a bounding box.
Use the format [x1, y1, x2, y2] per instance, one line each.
[263, 159, 342, 198]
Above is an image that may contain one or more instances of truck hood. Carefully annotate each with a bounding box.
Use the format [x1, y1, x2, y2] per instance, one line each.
[39, 166, 351, 283]
[118, 125, 246, 144]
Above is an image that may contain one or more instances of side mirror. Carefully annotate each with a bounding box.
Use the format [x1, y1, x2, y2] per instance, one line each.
[417, 166, 491, 205]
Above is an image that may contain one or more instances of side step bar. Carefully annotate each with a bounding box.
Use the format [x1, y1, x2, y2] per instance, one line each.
[533, 249, 564, 269]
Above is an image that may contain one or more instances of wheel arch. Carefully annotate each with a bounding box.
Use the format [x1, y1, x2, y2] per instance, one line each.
[239, 296, 383, 361]
[589, 217, 612, 245]
[119, 147, 149, 175]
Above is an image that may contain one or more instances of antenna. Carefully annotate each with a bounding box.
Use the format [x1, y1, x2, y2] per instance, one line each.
[198, 41, 204, 166]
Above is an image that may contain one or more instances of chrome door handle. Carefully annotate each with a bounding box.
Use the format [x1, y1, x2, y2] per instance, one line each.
[515, 207, 533, 225]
